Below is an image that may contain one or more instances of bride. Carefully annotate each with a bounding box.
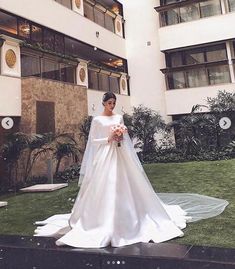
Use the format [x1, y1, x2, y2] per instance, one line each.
[34, 92, 228, 248]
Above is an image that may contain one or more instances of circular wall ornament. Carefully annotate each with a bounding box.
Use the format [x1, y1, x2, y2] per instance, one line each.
[121, 78, 126, 91]
[5, 49, 17, 68]
[79, 67, 86, 82]
[75, 0, 81, 9]
[116, 21, 121, 33]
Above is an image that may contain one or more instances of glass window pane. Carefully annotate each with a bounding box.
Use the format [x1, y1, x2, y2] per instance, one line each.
[31, 25, 42, 43]
[185, 50, 205, 65]
[200, 0, 221, 18]
[187, 68, 208, 87]
[105, 14, 115, 32]
[55, 33, 64, 54]
[21, 54, 41, 77]
[180, 4, 200, 23]
[162, 9, 179, 26]
[0, 11, 17, 34]
[94, 8, 105, 27]
[18, 19, 30, 39]
[65, 37, 79, 57]
[109, 76, 119, 93]
[60, 64, 76, 83]
[42, 58, 60, 80]
[168, 71, 186, 89]
[98, 73, 109, 91]
[55, 0, 72, 9]
[84, 2, 94, 21]
[206, 44, 227, 62]
[208, 65, 231, 85]
[88, 70, 99, 90]
[168, 52, 183, 67]
[43, 29, 55, 51]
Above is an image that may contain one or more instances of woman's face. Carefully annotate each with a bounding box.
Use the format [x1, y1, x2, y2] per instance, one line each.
[103, 98, 116, 112]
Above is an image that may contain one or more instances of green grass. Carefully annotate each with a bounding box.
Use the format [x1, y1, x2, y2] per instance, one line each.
[0, 159, 234, 248]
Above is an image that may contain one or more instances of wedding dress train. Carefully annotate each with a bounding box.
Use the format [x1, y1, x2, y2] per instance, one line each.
[34, 114, 228, 248]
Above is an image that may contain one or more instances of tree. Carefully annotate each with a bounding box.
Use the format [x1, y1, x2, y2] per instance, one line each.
[167, 105, 217, 156]
[124, 105, 165, 160]
[207, 90, 235, 113]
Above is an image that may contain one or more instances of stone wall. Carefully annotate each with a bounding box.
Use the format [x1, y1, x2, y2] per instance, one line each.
[20, 77, 88, 180]
[21, 78, 87, 138]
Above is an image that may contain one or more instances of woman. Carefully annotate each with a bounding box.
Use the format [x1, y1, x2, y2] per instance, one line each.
[35, 92, 228, 248]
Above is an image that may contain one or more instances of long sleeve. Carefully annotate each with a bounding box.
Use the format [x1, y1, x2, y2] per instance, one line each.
[90, 118, 109, 145]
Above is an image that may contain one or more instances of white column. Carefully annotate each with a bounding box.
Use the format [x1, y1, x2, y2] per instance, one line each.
[226, 41, 235, 83]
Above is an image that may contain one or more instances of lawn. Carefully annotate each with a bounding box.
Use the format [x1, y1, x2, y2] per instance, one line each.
[0, 159, 234, 248]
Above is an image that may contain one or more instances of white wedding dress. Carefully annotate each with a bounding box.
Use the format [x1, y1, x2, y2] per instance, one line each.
[34, 114, 228, 248]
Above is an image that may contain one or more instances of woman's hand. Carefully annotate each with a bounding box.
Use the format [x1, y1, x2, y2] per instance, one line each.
[108, 133, 123, 143]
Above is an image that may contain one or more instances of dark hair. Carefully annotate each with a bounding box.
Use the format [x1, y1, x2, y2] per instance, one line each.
[102, 92, 116, 104]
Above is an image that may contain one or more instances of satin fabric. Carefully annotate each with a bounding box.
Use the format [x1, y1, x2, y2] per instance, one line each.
[34, 114, 228, 248]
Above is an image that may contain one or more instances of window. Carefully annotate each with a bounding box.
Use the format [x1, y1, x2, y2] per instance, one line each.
[43, 29, 55, 51]
[0, 11, 17, 34]
[105, 14, 115, 32]
[208, 65, 231, 84]
[168, 71, 186, 89]
[164, 43, 230, 89]
[42, 58, 60, 80]
[18, 19, 30, 39]
[186, 68, 208, 87]
[65, 37, 79, 57]
[158, 0, 222, 27]
[98, 73, 109, 92]
[21, 54, 41, 77]
[60, 63, 76, 84]
[88, 69, 121, 93]
[31, 25, 42, 43]
[206, 44, 227, 62]
[55, 33, 64, 54]
[84, 1, 95, 21]
[88, 70, 99, 90]
[161, 9, 179, 26]
[185, 49, 205, 65]
[109, 76, 120, 93]
[94, 8, 105, 27]
[83, 0, 123, 35]
[199, 0, 221, 18]
[180, 4, 200, 23]
[55, 0, 72, 9]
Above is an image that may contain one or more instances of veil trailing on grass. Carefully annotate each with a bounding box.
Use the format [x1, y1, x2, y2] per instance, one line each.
[34, 115, 229, 248]
[123, 128, 228, 223]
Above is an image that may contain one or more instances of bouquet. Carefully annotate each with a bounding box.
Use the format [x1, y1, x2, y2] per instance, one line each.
[111, 124, 127, 147]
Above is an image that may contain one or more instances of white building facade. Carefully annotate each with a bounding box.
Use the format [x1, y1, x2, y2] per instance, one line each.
[0, 0, 235, 125]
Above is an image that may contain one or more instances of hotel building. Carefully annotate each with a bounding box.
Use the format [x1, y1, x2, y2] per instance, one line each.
[0, 0, 234, 146]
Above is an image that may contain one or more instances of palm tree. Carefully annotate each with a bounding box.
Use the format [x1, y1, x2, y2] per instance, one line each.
[167, 105, 217, 156]
[0, 132, 30, 188]
[54, 142, 80, 175]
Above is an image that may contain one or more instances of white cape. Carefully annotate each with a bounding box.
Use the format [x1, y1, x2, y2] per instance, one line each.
[34, 114, 228, 248]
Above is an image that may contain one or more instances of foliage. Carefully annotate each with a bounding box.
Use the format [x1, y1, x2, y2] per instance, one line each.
[78, 116, 93, 150]
[123, 105, 165, 161]
[167, 105, 217, 156]
[0, 132, 81, 190]
[207, 90, 235, 113]
[54, 141, 80, 175]
[55, 163, 81, 182]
